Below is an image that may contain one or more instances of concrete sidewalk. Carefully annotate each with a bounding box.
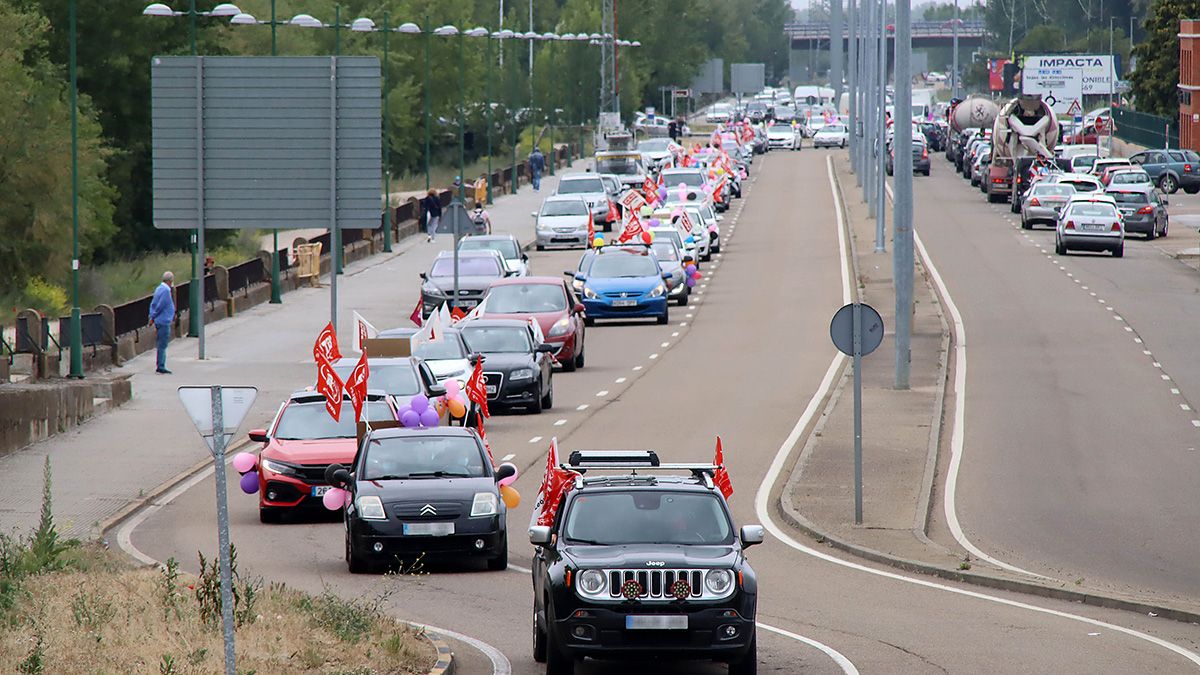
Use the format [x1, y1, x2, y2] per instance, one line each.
[0, 160, 589, 540]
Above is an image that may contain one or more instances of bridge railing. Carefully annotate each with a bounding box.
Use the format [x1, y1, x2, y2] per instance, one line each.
[785, 19, 986, 39]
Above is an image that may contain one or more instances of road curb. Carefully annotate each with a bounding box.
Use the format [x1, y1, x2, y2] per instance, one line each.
[416, 625, 456, 675]
[96, 437, 256, 542]
[774, 157, 1200, 627]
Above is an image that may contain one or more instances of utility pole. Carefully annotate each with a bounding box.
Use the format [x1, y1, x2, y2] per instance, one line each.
[894, 0, 912, 389]
[951, 0, 960, 99]
[600, 0, 616, 113]
[875, 0, 887, 254]
[864, 0, 876, 214]
[831, 0, 844, 103]
[848, 0, 858, 179]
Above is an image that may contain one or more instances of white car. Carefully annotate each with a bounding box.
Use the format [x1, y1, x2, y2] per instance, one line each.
[638, 137, 679, 168]
[458, 234, 529, 277]
[766, 123, 801, 151]
[555, 173, 614, 230]
[533, 195, 592, 250]
[812, 123, 849, 148]
[706, 104, 732, 124]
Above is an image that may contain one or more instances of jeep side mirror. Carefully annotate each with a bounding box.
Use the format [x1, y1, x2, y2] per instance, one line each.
[529, 526, 553, 546]
[248, 429, 268, 443]
[740, 525, 765, 548]
[494, 463, 516, 483]
[325, 464, 352, 488]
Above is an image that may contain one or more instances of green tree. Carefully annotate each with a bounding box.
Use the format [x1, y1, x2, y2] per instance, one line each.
[1015, 25, 1067, 53]
[0, 2, 114, 296]
[1130, 0, 1200, 116]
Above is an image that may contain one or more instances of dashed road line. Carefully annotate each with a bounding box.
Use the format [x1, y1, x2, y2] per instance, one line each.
[528, 436, 542, 444]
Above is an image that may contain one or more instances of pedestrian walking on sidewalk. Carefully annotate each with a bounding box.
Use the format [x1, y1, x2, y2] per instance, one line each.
[529, 147, 545, 191]
[148, 271, 175, 374]
[473, 174, 488, 207]
[421, 189, 442, 242]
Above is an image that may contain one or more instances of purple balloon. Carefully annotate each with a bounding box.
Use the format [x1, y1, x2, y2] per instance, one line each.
[648, 218, 660, 227]
[410, 394, 430, 414]
[401, 410, 421, 428]
[239, 471, 259, 494]
[420, 408, 441, 428]
[658, 187, 668, 200]
[685, 277, 697, 288]
[685, 264, 697, 275]
[398, 404, 413, 417]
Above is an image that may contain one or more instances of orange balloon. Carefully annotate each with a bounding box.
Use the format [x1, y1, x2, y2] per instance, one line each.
[500, 485, 520, 508]
[448, 398, 467, 418]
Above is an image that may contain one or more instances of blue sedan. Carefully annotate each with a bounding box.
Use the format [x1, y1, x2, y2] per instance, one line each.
[574, 246, 671, 325]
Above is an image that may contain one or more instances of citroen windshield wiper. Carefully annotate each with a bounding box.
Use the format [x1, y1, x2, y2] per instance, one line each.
[405, 471, 473, 478]
[565, 537, 610, 545]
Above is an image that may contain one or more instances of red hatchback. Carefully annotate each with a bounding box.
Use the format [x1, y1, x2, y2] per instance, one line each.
[480, 276, 587, 371]
[248, 391, 397, 523]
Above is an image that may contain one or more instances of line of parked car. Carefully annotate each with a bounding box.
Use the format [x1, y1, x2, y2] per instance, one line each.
[946, 127, 1196, 257]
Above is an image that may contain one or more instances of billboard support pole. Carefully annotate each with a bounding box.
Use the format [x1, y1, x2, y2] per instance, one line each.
[329, 56, 339, 333]
[195, 57, 206, 360]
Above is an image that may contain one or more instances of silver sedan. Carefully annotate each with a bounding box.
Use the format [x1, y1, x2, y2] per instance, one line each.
[1056, 198, 1125, 257]
[1021, 183, 1076, 229]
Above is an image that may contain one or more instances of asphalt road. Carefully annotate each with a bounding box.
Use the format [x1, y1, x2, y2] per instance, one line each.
[126, 150, 1200, 673]
[914, 155, 1200, 605]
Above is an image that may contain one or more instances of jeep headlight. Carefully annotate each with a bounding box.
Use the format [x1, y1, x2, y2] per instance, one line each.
[356, 495, 386, 520]
[704, 569, 733, 595]
[548, 316, 571, 337]
[648, 283, 666, 298]
[579, 569, 607, 595]
[510, 368, 534, 381]
[470, 492, 498, 517]
[582, 285, 598, 299]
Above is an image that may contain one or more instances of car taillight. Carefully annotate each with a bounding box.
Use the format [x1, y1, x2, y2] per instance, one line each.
[1111, 222, 1122, 232]
[1065, 220, 1076, 230]
[1137, 205, 1154, 214]
[993, 177, 1005, 183]
[1029, 197, 1041, 207]
[922, 148, 928, 158]
[1187, 164, 1194, 173]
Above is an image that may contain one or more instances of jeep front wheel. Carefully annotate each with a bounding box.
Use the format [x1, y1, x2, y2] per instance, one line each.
[728, 632, 757, 675]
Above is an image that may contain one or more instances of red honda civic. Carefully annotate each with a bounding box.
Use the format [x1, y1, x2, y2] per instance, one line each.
[480, 276, 587, 371]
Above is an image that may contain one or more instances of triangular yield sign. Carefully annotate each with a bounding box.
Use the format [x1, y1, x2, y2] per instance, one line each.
[178, 386, 259, 454]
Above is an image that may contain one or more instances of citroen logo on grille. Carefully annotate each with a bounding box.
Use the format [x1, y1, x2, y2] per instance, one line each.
[420, 504, 437, 516]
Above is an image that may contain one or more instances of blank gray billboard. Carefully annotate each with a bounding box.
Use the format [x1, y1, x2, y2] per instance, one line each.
[151, 56, 381, 230]
[731, 63, 766, 95]
[692, 58, 724, 94]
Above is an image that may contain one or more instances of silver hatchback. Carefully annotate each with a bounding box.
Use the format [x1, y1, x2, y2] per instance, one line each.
[1021, 183, 1076, 229]
[1056, 198, 1125, 257]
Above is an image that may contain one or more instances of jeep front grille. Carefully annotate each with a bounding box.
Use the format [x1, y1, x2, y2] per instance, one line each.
[575, 568, 734, 602]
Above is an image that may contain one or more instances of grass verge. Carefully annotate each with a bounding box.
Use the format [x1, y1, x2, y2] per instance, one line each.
[0, 458, 435, 674]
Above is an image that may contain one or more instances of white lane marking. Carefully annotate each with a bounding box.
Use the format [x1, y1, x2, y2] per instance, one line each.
[885, 182, 1051, 580]
[576, 404, 589, 411]
[1135, 338, 1143, 344]
[411, 623, 514, 675]
[1145, 350, 1154, 356]
[529, 436, 543, 443]
[686, 313, 694, 318]
[1124, 326, 1133, 332]
[661, 342, 671, 348]
[632, 366, 643, 371]
[649, 353, 659, 360]
[501, 453, 515, 461]
[1172, 388, 1181, 395]
[596, 390, 609, 397]
[553, 419, 567, 426]
[749, 163, 1200, 669]
[680, 321, 688, 327]
[672, 332, 680, 337]
[1154, 363, 1162, 368]
[614, 377, 626, 384]
[508, 563, 532, 574]
[757, 622, 859, 674]
[1162, 374, 1172, 381]
[1181, 404, 1191, 411]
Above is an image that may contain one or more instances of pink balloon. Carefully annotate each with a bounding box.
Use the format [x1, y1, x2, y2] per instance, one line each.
[232, 452, 257, 474]
[322, 487, 346, 510]
[419, 407, 440, 427]
[445, 379, 462, 396]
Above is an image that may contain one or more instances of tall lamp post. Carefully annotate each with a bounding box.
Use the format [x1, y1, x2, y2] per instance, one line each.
[68, 0, 81, 378]
[142, 1, 243, 348]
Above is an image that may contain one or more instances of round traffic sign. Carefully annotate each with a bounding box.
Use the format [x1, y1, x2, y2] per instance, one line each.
[829, 303, 885, 356]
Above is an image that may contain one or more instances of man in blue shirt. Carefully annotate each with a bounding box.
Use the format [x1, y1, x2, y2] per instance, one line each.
[529, 148, 545, 191]
[148, 271, 175, 374]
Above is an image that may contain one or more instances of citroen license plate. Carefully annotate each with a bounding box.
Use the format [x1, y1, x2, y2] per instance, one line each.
[612, 299, 637, 307]
[625, 615, 688, 630]
[403, 522, 454, 536]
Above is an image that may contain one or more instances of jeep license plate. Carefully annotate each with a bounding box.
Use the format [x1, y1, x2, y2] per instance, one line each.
[311, 485, 332, 497]
[611, 299, 637, 307]
[403, 522, 454, 536]
[625, 615, 688, 630]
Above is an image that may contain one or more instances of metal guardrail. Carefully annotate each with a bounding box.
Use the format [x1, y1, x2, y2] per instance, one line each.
[227, 258, 266, 298]
[1, 324, 13, 366]
[1113, 108, 1178, 149]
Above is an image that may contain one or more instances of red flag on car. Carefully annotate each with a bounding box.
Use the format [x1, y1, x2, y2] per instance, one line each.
[530, 438, 578, 528]
[315, 357, 345, 422]
[616, 211, 648, 244]
[409, 298, 423, 327]
[465, 357, 491, 419]
[344, 350, 370, 422]
[450, 306, 467, 323]
[313, 322, 342, 363]
[587, 210, 595, 247]
[713, 436, 733, 499]
[606, 200, 619, 224]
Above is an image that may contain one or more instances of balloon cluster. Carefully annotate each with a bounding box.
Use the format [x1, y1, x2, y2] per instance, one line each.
[685, 264, 702, 288]
[593, 236, 605, 248]
[233, 452, 259, 495]
[399, 393, 441, 428]
[322, 486, 351, 510]
[496, 462, 521, 508]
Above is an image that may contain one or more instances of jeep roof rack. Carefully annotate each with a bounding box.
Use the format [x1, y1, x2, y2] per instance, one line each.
[564, 450, 718, 483]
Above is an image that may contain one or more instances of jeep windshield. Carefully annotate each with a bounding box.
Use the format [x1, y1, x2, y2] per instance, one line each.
[362, 435, 487, 480]
[564, 491, 733, 545]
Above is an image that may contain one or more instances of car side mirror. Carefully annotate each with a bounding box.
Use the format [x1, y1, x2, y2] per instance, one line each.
[522, 253, 529, 262]
[428, 384, 447, 397]
[537, 343, 555, 353]
[531, 211, 538, 218]
[325, 464, 352, 488]
[573, 302, 585, 314]
[662, 272, 673, 281]
[494, 463, 516, 483]
[740, 525, 765, 548]
[529, 526, 553, 546]
[248, 429, 268, 443]
[682, 255, 694, 264]
[419, 272, 429, 281]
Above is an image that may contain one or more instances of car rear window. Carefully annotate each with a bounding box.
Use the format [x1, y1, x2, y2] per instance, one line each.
[1062, 180, 1099, 192]
[1067, 203, 1118, 217]
[1108, 192, 1149, 204]
[1110, 172, 1150, 184]
[541, 199, 588, 216]
[431, 257, 502, 278]
[557, 177, 605, 194]
[485, 283, 568, 313]
[1032, 184, 1075, 197]
[460, 238, 519, 259]
[333, 363, 420, 397]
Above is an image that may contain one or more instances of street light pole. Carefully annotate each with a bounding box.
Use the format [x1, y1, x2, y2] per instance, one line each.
[486, 33, 494, 204]
[333, 4, 343, 276]
[848, 0, 858, 180]
[268, 0, 282, 302]
[382, 11, 393, 252]
[424, 15, 431, 192]
[951, 0, 960, 99]
[188, 0, 201, 339]
[894, 0, 913, 390]
[458, 30, 466, 204]
[68, 0, 83, 378]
